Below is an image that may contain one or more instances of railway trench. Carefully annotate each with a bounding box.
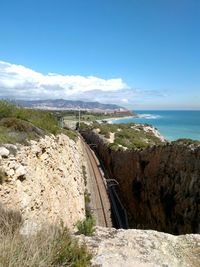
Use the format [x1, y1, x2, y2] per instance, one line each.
[80, 135, 128, 229]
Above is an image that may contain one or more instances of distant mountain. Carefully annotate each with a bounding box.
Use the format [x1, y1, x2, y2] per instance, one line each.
[13, 99, 126, 111]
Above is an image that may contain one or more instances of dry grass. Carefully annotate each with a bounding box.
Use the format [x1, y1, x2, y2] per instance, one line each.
[0, 205, 91, 267]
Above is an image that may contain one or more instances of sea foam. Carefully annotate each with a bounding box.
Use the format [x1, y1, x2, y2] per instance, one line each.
[138, 114, 162, 119]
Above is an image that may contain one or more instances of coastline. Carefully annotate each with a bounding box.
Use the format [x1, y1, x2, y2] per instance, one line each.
[97, 115, 136, 124]
[120, 110, 200, 141]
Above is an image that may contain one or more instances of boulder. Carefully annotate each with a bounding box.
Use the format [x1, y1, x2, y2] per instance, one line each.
[15, 165, 27, 179]
[0, 147, 9, 158]
[3, 144, 18, 155]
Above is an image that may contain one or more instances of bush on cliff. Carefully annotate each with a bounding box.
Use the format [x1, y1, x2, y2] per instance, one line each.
[0, 100, 60, 135]
[173, 138, 200, 146]
[77, 217, 95, 236]
[76, 190, 95, 236]
[61, 128, 78, 141]
[0, 101, 78, 143]
[80, 122, 164, 149]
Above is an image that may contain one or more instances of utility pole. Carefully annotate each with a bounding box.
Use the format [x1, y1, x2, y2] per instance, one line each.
[61, 117, 64, 128]
[78, 108, 81, 129]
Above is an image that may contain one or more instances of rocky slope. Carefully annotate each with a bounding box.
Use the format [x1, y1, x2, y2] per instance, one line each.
[82, 227, 200, 267]
[0, 134, 85, 234]
[82, 130, 200, 235]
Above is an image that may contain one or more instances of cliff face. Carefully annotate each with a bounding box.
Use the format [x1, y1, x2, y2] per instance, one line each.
[82, 131, 200, 234]
[0, 134, 85, 234]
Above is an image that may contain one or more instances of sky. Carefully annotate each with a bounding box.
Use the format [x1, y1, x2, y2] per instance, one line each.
[0, 0, 200, 109]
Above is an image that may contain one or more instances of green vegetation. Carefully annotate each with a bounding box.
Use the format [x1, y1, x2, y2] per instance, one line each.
[84, 190, 92, 218]
[0, 101, 78, 144]
[0, 206, 92, 267]
[61, 128, 78, 141]
[80, 122, 164, 150]
[0, 100, 59, 133]
[173, 138, 200, 146]
[76, 217, 95, 237]
[77, 190, 95, 236]
[63, 110, 134, 122]
[82, 165, 87, 186]
[52, 227, 91, 267]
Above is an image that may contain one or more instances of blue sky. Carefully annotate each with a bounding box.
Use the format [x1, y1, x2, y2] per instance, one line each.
[0, 0, 200, 109]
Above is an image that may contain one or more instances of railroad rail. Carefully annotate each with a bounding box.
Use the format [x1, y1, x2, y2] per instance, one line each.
[80, 134, 129, 229]
[81, 136, 112, 227]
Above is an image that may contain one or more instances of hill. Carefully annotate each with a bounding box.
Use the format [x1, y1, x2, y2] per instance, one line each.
[13, 99, 126, 111]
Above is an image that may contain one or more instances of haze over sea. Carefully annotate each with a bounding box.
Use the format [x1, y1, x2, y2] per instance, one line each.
[113, 110, 200, 141]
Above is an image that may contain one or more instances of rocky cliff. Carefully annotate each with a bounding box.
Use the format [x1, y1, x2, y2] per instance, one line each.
[81, 226, 200, 267]
[0, 129, 199, 266]
[0, 134, 85, 234]
[82, 131, 200, 235]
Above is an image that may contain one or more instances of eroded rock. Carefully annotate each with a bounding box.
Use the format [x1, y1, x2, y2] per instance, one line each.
[81, 227, 200, 267]
[0, 134, 85, 234]
[0, 147, 9, 158]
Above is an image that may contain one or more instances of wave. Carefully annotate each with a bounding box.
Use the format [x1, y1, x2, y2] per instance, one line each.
[137, 113, 162, 119]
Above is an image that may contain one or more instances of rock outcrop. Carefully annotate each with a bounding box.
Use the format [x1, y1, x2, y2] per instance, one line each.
[81, 227, 200, 267]
[0, 134, 85, 234]
[82, 131, 200, 234]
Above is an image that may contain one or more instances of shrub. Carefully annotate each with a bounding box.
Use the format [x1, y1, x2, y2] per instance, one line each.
[0, 206, 92, 267]
[0, 118, 46, 144]
[52, 227, 91, 267]
[0, 118, 33, 132]
[82, 165, 87, 186]
[0, 100, 60, 134]
[173, 138, 200, 146]
[77, 190, 95, 236]
[62, 129, 78, 141]
[76, 217, 95, 237]
[0, 101, 17, 119]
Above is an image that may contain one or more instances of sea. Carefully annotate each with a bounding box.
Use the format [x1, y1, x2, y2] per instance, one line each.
[112, 110, 200, 141]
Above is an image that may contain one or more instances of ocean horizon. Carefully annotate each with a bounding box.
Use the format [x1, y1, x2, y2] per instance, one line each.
[112, 110, 200, 141]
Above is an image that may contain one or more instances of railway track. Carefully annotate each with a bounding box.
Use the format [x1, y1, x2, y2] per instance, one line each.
[81, 136, 112, 227]
[80, 134, 129, 229]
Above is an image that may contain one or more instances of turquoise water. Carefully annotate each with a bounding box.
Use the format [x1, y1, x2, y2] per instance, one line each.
[112, 110, 200, 141]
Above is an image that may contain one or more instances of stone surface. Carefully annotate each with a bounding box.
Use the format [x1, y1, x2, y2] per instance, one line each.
[0, 147, 9, 158]
[0, 134, 85, 233]
[3, 144, 18, 155]
[81, 227, 200, 267]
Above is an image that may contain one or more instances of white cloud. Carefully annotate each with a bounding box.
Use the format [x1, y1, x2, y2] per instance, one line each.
[0, 61, 130, 103]
[121, 98, 129, 103]
[0, 60, 169, 108]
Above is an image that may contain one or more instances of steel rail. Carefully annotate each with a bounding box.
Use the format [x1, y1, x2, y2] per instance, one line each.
[81, 134, 129, 229]
[81, 138, 109, 227]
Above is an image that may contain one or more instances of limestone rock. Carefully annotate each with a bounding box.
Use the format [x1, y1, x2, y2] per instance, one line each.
[81, 227, 200, 267]
[0, 147, 9, 158]
[15, 165, 27, 179]
[3, 144, 18, 155]
[0, 134, 85, 234]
